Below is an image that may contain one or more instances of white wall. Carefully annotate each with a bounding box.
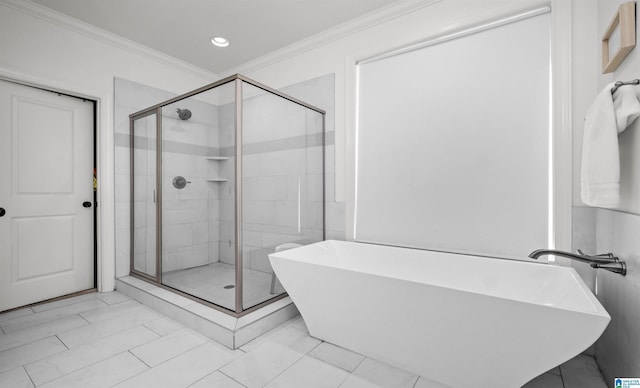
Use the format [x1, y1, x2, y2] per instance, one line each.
[0, 0, 218, 291]
[572, 0, 640, 382]
[228, 0, 556, 214]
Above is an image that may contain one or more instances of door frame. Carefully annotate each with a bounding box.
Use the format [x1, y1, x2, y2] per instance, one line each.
[0, 68, 114, 293]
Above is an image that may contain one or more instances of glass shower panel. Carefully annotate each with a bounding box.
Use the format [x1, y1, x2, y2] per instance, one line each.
[159, 82, 236, 311]
[129, 74, 325, 316]
[241, 81, 324, 310]
[131, 113, 158, 279]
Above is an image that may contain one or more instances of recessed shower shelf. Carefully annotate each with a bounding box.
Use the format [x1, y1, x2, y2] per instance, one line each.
[207, 157, 228, 182]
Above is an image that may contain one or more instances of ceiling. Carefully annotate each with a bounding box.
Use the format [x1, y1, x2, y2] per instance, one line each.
[30, 0, 400, 74]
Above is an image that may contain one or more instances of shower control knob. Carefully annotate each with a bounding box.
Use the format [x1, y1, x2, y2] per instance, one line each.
[172, 176, 191, 189]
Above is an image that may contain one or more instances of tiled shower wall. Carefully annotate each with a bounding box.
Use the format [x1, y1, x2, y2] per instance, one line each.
[160, 98, 221, 272]
[114, 74, 343, 278]
[572, 206, 640, 381]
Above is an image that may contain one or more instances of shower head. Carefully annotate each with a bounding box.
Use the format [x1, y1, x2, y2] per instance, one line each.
[176, 108, 192, 120]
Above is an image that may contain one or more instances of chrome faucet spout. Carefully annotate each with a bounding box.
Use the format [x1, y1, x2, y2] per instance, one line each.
[528, 249, 626, 276]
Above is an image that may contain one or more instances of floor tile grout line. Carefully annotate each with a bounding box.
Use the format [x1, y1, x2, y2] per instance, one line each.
[127, 348, 154, 369]
[35, 350, 144, 387]
[22, 365, 37, 388]
[109, 351, 149, 388]
[0, 307, 35, 324]
[261, 352, 308, 386]
[128, 337, 217, 371]
[55, 334, 70, 351]
[217, 369, 249, 388]
[28, 293, 101, 314]
[0, 314, 90, 350]
[59, 311, 161, 349]
[22, 324, 159, 385]
[260, 338, 324, 386]
[30, 294, 108, 314]
[0, 303, 111, 335]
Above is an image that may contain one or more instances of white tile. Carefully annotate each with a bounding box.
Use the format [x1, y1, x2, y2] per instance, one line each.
[235, 302, 299, 348]
[0, 308, 34, 323]
[522, 372, 564, 388]
[95, 291, 131, 305]
[57, 307, 160, 348]
[263, 325, 320, 354]
[239, 317, 300, 353]
[79, 300, 144, 323]
[38, 351, 148, 388]
[25, 325, 158, 385]
[221, 340, 304, 387]
[0, 367, 33, 388]
[0, 299, 107, 333]
[114, 342, 242, 388]
[340, 358, 418, 388]
[413, 376, 451, 388]
[0, 336, 66, 373]
[0, 315, 87, 352]
[221, 327, 320, 387]
[130, 328, 208, 367]
[266, 355, 349, 388]
[560, 354, 607, 388]
[144, 317, 184, 336]
[291, 318, 309, 334]
[189, 371, 245, 388]
[308, 342, 364, 372]
[31, 293, 98, 313]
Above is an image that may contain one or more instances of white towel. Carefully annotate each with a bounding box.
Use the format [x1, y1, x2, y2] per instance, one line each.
[581, 84, 640, 208]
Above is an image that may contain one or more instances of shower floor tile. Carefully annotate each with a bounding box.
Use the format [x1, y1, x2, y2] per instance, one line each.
[162, 262, 277, 310]
[0, 292, 609, 388]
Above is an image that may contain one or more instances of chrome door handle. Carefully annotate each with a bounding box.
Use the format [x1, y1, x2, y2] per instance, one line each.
[82, 201, 92, 208]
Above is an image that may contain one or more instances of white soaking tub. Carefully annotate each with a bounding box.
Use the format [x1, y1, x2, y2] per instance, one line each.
[268, 240, 610, 388]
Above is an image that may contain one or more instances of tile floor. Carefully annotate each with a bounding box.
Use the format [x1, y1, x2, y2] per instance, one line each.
[0, 291, 608, 388]
[162, 262, 279, 310]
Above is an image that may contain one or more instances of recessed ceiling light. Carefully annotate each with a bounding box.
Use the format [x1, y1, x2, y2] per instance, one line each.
[211, 37, 229, 47]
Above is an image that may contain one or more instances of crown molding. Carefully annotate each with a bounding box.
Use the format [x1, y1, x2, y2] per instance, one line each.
[221, 0, 443, 76]
[1, 0, 219, 80]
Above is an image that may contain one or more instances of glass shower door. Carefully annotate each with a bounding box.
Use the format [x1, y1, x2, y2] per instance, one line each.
[159, 83, 237, 311]
[240, 81, 325, 310]
[130, 112, 158, 280]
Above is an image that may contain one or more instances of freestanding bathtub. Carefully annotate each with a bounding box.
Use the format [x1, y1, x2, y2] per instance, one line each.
[268, 240, 610, 388]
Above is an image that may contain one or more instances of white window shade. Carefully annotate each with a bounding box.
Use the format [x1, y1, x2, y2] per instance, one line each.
[355, 12, 550, 259]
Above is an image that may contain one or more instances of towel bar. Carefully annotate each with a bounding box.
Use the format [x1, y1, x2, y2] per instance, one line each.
[611, 79, 640, 94]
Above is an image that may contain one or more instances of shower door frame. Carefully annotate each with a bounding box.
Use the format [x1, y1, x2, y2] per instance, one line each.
[129, 74, 326, 317]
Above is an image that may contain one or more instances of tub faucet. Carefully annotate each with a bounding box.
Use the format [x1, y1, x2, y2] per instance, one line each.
[528, 249, 626, 276]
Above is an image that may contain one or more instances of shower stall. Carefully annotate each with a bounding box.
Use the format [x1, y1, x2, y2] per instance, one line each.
[129, 74, 325, 316]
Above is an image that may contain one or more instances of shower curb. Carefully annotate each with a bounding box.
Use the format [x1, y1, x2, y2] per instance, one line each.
[115, 276, 300, 349]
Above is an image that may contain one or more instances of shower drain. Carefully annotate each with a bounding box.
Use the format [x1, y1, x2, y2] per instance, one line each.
[223, 284, 235, 289]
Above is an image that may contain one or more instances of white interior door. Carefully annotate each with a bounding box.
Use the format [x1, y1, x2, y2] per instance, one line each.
[0, 79, 95, 312]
